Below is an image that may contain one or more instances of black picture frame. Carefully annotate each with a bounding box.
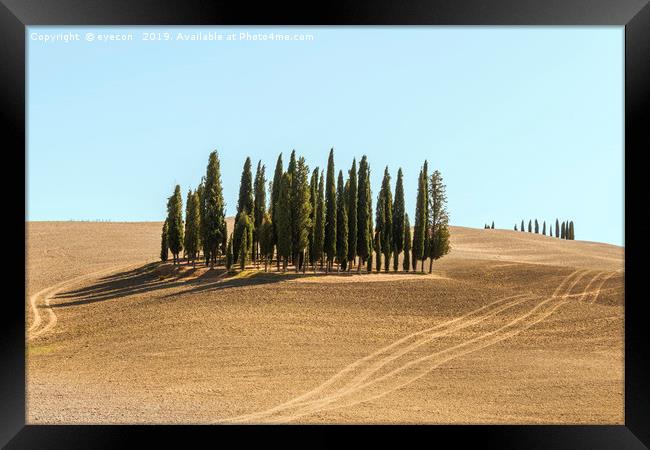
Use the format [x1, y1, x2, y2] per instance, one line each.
[3, 1, 648, 448]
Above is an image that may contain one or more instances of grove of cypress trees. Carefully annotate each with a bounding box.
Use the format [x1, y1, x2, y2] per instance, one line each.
[356, 156, 372, 272]
[378, 167, 393, 272]
[276, 172, 292, 272]
[412, 166, 427, 273]
[403, 213, 411, 272]
[234, 157, 254, 261]
[203, 151, 226, 268]
[271, 153, 283, 269]
[534, 219, 539, 234]
[336, 170, 348, 272]
[160, 219, 169, 262]
[166, 185, 184, 264]
[347, 158, 358, 270]
[259, 213, 274, 272]
[292, 157, 312, 272]
[428, 169, 450, 273]
[555, 218, 560, 238]
[324, 149, 337, 273]
[184, 189, 200, 266]
[253, 161, 266, 265]
[392, 168, 405, 272]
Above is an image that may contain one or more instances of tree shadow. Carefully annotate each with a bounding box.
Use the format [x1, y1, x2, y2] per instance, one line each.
[51, 262, 227, 308]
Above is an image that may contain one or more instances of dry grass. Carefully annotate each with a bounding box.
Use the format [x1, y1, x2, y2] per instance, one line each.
[26, 222, 623, 424]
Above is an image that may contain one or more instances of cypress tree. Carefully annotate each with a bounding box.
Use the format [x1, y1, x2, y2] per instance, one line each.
[403, 213, 412, 272]
[528, 220, 532, 233]
[521, 219, 525, 233]
[428, 169, 450, 272]
[270, 153, 283, 269]
[542, 221, 546, 235]
[514, 224, 518, 231]
[392, 168, 405, 272]
[160, 219, 169, 262]
[166, 185, 184, 264]
[196, 179, 205, 261]
[421, 161, 430, 273]
[203, 151, 226, 268]
[253, 161, 266, 265]
[347, 158, 358, 270]
[561, 221, 566, 239]
[324, 148, 337, 273]
[225, 235, 233, 270]
[549, 225, 553, 237]
[234, 157, 254, 261]
[534, 219, 539, 234]
[555, 218, 560, 238]
[374, 229, 381, 273]
[412, 166, 426, 273]
[491, 221, 495, 229]
[314, 171, 325, 271]
[366, 174, 373, 274]
[308, 168, 319, 269]
[336, 170, 348, 272]
[292, 157, 312, 272]
[378, 167, 393, 272]
[276, 172, 292, 272]
[236, 213, 253, 270]
[356, 156, 372, 272]
[259, 213, 274, 272]
[184, 189, 200, 266]
[569, 221, 575, 240]
[287, 150, 297, 265]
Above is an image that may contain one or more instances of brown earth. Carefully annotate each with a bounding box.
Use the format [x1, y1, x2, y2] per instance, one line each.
[26, 222, 624, 424]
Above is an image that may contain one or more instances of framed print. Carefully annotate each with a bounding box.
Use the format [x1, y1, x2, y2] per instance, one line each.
[2, 0, 648, 448]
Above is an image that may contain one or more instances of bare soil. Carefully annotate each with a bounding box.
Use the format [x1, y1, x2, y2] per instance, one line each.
[26, 222, 624, 424]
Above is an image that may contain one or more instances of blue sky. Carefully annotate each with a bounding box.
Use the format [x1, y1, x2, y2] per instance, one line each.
[27, 27, 624, 246]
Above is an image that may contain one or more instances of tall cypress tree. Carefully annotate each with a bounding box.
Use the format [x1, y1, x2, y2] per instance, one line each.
[392, 168, 405, 272]
[542, 221, 546, 235]
[428, 169, 450, 272]
[561, 221, 566, 239]
[412, 166, 426, 273]
[234, 157, 254, 262]
[203, 151, 226, 268]
[292, 157, 312, 272]
[259, 213, 274, 272]
[276, 172, 292, 272]
[403, 213, 411, 272]
[528, 220, 532, 233]
[314, 171, 325, 270]
[378, 167, 393, 272]
[356, 156, 371, 272]
[555, 218, 560, 238]
[491, 221, 495, 229]
[160, 219, 169, 262]
[196, 179, 205, 261]
[336, 170, 348, 272]
[347, 158, 358, 270]
[235, 212, 253, 270]
[549, 224, 553, 237]
[184, 189, 200, 266]
[534, 219, 539, 234]
[270, 153, 283, 269]
[166, 185, 184, 264]
[521, 219, 525, 233]
[569, 221, 575, 240]
[308, 168, 319, 269]
[366, 172, 374, 274]
[324, 148, 337, 273]
[421, 161, 430, 272]
[253, 161, 266, 265]
[287, 150, 297, 265]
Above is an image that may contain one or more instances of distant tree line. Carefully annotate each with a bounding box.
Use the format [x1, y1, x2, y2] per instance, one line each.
[510, 218, 575, 240]
[160, 149, 451, 273]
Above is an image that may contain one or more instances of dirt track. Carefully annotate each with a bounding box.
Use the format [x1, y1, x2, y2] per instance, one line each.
[26, 222, 624, 424]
